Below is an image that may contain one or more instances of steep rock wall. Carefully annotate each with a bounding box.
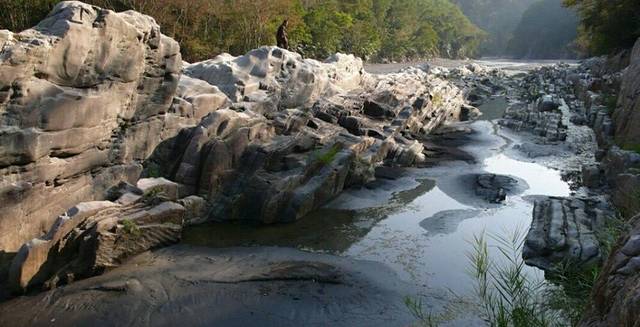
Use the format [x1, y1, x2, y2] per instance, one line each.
[0, 1, 189, 252]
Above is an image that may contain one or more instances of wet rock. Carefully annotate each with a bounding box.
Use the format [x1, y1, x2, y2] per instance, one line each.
[0, 246, 416, 327]
[523, 197, 611, 271]
[474, 174, 519, 203]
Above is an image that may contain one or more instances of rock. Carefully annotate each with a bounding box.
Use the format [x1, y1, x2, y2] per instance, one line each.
[499, 99, 568, 142]
[0, 1, 191, 251]
[579, 214, 640, 327]
[137, 177, 181, 200]
[523, 197, 611, 270]
[474, 174, 519, 203]
[147, 56, 467, 225]
[0, 246, 416, 327]
[612, 38, 640, 147]
[178, 195, 208, 225]
[582, 165, 603, 189]
[184, 47, 364, 107]
[8, 198, 185, 293]
[537, 95, 560, 112]
[106, 182, 143, 202]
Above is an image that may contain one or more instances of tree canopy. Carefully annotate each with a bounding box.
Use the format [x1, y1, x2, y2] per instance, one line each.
[0, 0, 484, 62]
[563, 0, 640, 55]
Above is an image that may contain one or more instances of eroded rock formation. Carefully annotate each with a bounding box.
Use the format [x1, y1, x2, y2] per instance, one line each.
[0, 1, 187, 252]
[1, 1, 471, 292]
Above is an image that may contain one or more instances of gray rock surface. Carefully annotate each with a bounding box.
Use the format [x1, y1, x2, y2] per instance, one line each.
[474, 174, 519, 203]
[0, 245, 416, 327]
[148, 56, 468, 224]
[523, 197, 610, 270]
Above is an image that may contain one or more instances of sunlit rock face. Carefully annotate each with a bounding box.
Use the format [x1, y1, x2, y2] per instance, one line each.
[0, 1, 192, 251]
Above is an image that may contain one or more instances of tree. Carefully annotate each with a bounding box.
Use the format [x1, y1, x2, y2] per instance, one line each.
[563, 0, 640, 55]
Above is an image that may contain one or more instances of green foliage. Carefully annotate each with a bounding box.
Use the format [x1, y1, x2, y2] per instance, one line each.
[404, 297, 442, 327]
[622, 143, 640, 156]
[311, 143, 341, 166]
[121, 219, 141, 237]
[468, 230, 563, 326]
[0, 0, 59, 32]
[506, 0, 579, 59]
[563, 0, 640, 55]
[1, 0, 483, 62]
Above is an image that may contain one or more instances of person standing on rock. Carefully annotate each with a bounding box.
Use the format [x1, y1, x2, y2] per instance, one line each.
[277, 19, 289, 50]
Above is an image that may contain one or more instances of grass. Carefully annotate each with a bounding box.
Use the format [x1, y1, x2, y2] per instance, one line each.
[406, 226, 616, 327]
[467, 230, 563, 327]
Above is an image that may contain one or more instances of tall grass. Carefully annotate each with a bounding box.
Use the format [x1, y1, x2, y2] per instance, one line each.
[468, 230, 564, 327]
[406, 226, 614, 326]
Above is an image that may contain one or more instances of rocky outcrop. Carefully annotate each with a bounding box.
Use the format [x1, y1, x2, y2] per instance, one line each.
[612, 38, 640, 148]
[0, 1, 190, 252]
[524, 197, 610, 270]
[8, 184, 186, 293]
[580, 214, 640, 327]
[500, 95, 568, 142]
[147, 50, 468, 224]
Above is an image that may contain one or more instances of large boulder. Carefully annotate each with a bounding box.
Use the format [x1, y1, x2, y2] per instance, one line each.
[0, 1, 193, 251]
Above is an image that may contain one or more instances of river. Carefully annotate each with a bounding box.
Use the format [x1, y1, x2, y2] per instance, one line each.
[182, 60, 589, 324]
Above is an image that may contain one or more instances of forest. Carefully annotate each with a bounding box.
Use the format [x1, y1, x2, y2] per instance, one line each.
[0, 0, 639, 61]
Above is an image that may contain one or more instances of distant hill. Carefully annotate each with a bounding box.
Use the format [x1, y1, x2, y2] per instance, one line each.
[452, 0, 538, 57]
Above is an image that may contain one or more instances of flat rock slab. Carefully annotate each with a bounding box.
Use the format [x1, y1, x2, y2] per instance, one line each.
[0, 245, 416, 327]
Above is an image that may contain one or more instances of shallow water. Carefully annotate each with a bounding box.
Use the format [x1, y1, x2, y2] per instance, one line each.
[183, 92, 575, 322]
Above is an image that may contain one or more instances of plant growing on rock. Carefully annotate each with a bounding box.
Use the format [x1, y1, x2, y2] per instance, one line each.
[121, 219, 141, 237]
